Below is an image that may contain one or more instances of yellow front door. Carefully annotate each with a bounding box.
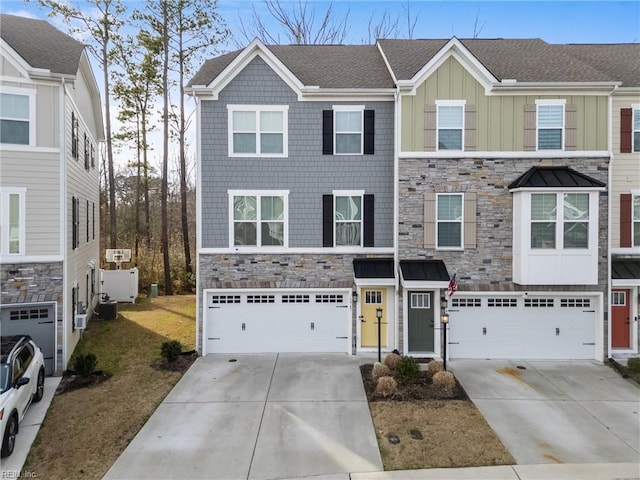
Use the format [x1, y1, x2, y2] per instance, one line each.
[361, 289, 387, 348]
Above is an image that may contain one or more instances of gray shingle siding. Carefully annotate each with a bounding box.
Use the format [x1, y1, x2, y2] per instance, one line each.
[200, 56, 394, 248]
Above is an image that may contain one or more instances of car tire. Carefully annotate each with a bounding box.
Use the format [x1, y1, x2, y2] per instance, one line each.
[1, 413, 18, 458]
[33, 367, 45, 403]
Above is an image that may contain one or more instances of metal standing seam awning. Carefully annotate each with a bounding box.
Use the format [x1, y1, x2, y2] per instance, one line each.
[612, 259, 640, 287]
[399, 259, 451, 288]
[352, 258, 395, 286]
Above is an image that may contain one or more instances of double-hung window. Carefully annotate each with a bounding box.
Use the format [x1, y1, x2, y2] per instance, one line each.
[229, 190, 288, 247]
[0, 188, 26, 255]
[436, 193, 463, 248]
[0, 91, 34, 146]
[436, 101, 464, 151]
[536, 100, 565, 150]
[334, 193, 363, 246]
[334, 107, 363, 154]
[228, 105, 288, 157]
[531, 192, 589, 249]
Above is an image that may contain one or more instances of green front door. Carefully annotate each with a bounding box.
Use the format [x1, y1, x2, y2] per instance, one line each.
[408, 291, 434, 352]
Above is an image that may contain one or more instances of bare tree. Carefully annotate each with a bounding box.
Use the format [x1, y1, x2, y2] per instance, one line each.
[402, 0, 420, 40]
[235, 0, 349, 45]
[363, 9, 399, 43]
[168, 0, 228, 292]
[35, 0, 127, 250]
[472, 9, 487, 38]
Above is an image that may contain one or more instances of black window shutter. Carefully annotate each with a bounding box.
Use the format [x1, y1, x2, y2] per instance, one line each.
[72, 196, 77, 249]
[363, 194, 374, 247]
[322, 110, 333, 155]
[322, 194, 334, 247]
[364, 110, 375, 155]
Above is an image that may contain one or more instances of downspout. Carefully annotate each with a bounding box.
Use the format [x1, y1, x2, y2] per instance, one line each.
[606, 84, 618, 361]
[194, 94, 202, 355]
[394, 88, 401, 353]
[60, 78, 68, 373]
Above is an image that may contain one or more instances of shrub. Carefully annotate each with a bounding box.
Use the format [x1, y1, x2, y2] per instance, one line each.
[627, 357, 640, 373]
[427, 360, 444, 375]
[372, 363, 392, 382]
[161, 340, 183, 363]
[396, 356, 421, 383]
[433, 371, 456, 395]
[383, 352, 401, 370]
[72, 353, 97, 378]
[375, 376, 398, 397]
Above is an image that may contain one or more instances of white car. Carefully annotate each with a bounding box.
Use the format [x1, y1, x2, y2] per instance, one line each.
[0, 335, 45, 458]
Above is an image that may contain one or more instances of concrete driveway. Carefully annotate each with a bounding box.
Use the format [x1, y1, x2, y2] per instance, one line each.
[103, 353, 382, 480]
[449, 360, 640, 465]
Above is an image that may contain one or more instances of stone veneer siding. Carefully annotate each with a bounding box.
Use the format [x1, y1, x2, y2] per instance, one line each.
[1, 262, 64, 373]
[397, 156, 610, 356]
[198, 253, 391, 354]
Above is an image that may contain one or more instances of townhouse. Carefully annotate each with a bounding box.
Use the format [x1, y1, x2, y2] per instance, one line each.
[189, 37, 639, 361]
[0, 15, 103, 374]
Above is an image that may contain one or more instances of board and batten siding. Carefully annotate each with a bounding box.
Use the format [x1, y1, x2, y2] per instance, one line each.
[401, 56, 609, 153]
[611, 96, 640, 249]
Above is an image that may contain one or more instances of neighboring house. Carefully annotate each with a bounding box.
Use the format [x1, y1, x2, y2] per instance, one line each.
[190, 37, 639, 361]
[562, 44, 640, 357]
[187, 40, 396, 355]
[0, 15, 104, 375]
[379, 38, 624, 361]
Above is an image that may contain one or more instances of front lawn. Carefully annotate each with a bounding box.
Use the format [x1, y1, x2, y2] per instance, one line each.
[24, 295, 196, 480]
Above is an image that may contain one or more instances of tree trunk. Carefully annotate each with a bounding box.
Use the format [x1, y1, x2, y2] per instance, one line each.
[103, 35, 117, 250]
[161, 0, 173, 295]
[177, 16, 193, 290]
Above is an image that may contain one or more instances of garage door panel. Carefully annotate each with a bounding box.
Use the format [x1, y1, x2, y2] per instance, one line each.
[1, 305, 55, 375]
[205, 291, 350, 354]
[448, 295, 596, 360]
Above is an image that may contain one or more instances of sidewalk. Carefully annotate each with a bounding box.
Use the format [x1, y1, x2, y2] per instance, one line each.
[348, 463, 640, 479]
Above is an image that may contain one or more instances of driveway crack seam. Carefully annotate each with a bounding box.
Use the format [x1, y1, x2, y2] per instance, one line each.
[246, 353, 279, 480]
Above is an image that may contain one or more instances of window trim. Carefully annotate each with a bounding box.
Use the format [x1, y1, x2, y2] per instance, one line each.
[536, 99, 566, 151]
[227, 105, 288, 158]
[0, 188, 26, 256]
[436, 100, 465, 152]
[0, 88, 36, 147]
[333, 105, 365, 155]
[436, 192, 464, 250]
[228, 189, 289, 249]
[332, 189, 365, 248]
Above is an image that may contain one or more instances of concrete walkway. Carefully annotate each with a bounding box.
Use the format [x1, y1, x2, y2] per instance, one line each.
[449, 360, 640, 465]
[0, 377, 61, 477]
[103, 354, 382, 480]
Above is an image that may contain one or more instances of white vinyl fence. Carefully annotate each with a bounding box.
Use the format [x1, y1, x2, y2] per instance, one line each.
[99, 267, 139, 303]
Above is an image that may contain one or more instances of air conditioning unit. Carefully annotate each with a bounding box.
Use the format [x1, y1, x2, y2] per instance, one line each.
[75, 313, 88, 330]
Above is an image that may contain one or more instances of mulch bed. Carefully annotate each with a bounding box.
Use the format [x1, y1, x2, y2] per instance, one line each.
[150, 351, 197, 373]
[56, 371, 113, 395]
[360, 363, 468, 402]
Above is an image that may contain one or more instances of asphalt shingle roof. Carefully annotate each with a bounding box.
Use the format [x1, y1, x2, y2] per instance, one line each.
[559, 44, 640, 87]
[0, 14, 85, 76]
[377, 38, 627, 83]
[188, 44, 394, 88]
[190, 38, 639, 90]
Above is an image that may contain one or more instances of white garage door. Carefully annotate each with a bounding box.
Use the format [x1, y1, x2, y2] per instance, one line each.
[204, 290, 351, 354]
[448, 295, 597, 360]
